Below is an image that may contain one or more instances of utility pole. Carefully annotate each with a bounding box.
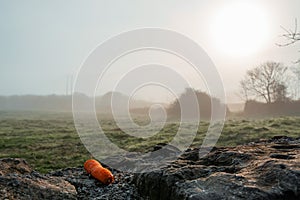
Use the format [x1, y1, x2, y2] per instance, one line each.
[70, 74, 74, 95]
[66, 76, 69, 96]
[66, 72, 75, 96]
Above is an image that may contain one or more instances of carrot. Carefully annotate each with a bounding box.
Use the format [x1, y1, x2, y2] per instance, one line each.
[84, 159, 114, 185]
[84, 159, 101, 174]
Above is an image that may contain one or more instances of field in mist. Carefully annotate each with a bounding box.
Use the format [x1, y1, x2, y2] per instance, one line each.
[0, 111, 299, 173]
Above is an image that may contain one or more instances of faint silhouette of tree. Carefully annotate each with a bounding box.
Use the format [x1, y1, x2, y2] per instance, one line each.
[290, 65, 300, 99]
[240, 62, 288, 103]
[273, 83, 289, 102]
[239, 80, 249, 102]
[167, 88, 225, 120]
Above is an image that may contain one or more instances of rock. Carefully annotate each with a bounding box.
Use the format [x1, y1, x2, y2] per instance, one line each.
[0, 158, 143, 200]
[103, 143, 181, 172]
[133, 137, 300, 200]
[1, 137, 299, 199]
[0, 158, 32, 176]
[49, 167, 142, 200]
[0, 158, 77, 200]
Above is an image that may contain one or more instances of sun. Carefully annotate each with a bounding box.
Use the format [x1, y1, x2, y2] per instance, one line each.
[210, 1, 270, 57]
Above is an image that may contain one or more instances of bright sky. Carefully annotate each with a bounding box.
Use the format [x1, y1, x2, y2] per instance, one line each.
[1, 0, 300, 103]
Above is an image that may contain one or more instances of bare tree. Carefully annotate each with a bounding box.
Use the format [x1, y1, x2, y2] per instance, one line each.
[277, 19, 300, 63]
[276, 19, 300, 99]
[278, 19, 300, 46]
[240, 62, 288, 103]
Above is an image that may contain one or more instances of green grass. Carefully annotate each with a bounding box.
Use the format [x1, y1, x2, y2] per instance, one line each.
[0, 111, 299, 173]
[0, 111, 90, 173]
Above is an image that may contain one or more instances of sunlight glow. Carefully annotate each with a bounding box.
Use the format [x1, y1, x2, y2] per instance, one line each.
[210, 1, 270, 57]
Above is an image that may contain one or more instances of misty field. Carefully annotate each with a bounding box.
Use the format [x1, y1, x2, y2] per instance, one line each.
[0, 111, 299, 173]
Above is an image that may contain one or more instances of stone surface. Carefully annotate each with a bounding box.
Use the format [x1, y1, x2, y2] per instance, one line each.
[0, 158, 143, 200]
[0, 158, 77, 200]
[133, 136, 300, 200]
[0, 136, 299, 200]
[49, 167, 142, 200]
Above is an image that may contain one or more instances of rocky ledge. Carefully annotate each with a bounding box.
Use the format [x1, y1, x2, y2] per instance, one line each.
[0, 136, 299, 200]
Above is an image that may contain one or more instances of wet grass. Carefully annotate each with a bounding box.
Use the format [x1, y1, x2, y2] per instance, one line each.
[0, 111, 89, 173]
[0, 111, 299, 173]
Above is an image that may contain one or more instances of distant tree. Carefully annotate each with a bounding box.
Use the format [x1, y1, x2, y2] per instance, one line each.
[290, 65, 300, 99]
[239, 80, 249, 102]
[167, 88, 225, 120]
[272, 83, 289, 102]
[240, 62, 288, 103]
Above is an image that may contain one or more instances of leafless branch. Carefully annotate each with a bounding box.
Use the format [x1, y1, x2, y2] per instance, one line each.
[277, 19, 300, 47]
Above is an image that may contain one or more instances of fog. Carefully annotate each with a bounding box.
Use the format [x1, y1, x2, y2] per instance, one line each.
[1, 0, 300, 104]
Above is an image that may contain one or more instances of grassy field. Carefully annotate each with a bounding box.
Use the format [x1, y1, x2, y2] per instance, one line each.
[0, 110, 299, 173]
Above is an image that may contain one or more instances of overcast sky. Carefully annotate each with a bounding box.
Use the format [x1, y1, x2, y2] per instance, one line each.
[1, 0, 300, 103]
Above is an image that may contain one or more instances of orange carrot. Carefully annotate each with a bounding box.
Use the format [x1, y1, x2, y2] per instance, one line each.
[84, 159, 114, 185]
[84, 159, 101, 174]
